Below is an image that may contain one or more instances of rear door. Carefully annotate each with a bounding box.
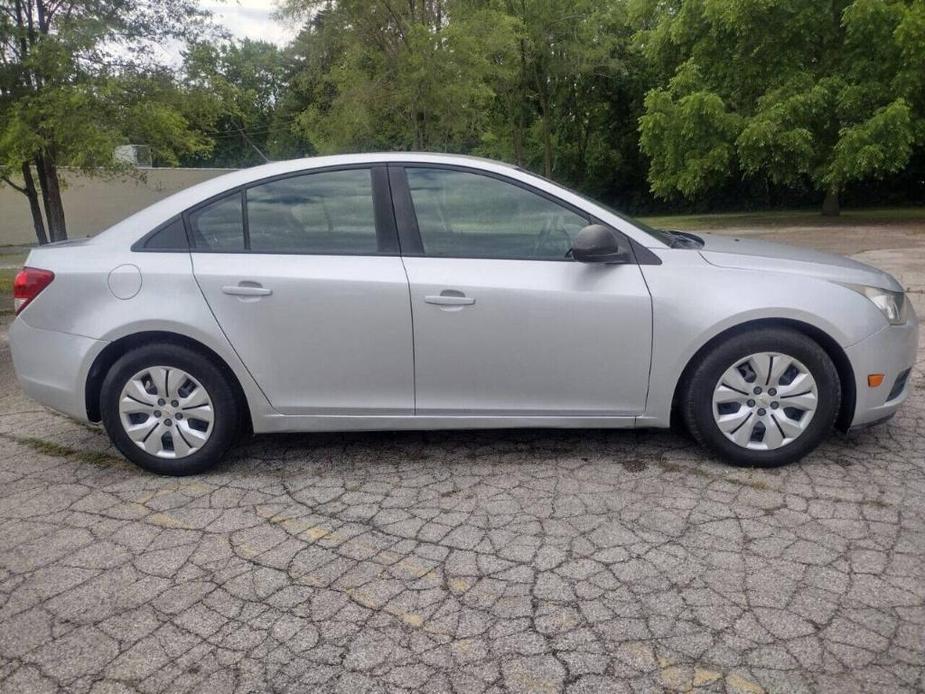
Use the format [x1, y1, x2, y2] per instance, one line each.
[190, 166, 414, 416]
[392, 164, 653, 416]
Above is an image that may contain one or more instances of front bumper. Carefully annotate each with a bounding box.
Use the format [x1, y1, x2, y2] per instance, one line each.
[9, 318, 107, 423]
[845, 314, 919, 428]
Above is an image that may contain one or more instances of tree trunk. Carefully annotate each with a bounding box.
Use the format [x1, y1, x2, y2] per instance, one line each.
[542, 117, 552, 178]
[575, 111, 589, 187]
[512, 120, 524, 167]
[513, 34, 528, 168]
[822, 187, 840, 217]
[35, 153, 67, 241]
[537, 89, 552, 178]
[21, 162, 49, 245]
[413, 110, 425, 150]
[536, 85, 553, 177]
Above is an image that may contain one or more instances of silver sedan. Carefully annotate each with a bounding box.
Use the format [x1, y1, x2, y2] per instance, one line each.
[9, 154, 919, 474]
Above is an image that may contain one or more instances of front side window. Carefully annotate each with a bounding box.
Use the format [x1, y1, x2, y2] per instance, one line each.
[405, 168, 589, 260]
[246, 168, 378, 254]
[188, 193, 245, 251]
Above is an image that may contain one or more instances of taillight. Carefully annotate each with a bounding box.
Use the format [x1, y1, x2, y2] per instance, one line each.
[13, 267, 55, 315]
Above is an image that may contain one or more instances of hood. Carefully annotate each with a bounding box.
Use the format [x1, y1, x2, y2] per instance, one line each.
[696, 232, 902, 292]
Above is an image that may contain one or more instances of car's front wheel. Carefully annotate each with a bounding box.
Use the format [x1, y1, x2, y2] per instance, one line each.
[683, 327, 841, 467]
[101, 344, 240, 475]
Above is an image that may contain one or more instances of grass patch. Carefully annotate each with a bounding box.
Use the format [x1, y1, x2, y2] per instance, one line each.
[0, 268, 19, 318]
[0, 267, 17, 295]
[0, 432, 123, 467]
[864, 498, 891, 509]
[639, 206, 925, 231]
[0, 267, 18, 312]
[0, 251, 28, 267]
[656, 458, 774, 491]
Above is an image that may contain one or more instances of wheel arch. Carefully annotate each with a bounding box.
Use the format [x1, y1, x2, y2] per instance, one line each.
[671, 318, 856, 432]
[85, 330, 252, 431]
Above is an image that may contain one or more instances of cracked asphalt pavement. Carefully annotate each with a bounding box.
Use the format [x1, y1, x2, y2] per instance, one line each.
[1, 228, 923, 693]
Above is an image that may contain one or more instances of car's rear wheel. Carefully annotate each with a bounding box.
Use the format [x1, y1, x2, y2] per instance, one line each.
[683, 327, 841, 467]
[101, 344, 239, 475]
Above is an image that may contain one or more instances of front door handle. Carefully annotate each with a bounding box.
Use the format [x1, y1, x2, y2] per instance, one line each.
[222, 282, 272, 297]
[424, 292, 476, 306]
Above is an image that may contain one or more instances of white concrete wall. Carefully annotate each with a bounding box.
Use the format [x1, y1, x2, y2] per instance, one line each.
[0, 168, 237, 246]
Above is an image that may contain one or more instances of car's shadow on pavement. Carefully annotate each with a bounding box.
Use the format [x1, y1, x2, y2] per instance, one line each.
[227, 426, 694, 471]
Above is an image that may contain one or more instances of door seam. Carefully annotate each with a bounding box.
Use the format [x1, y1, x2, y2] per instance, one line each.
[398, 259, 417, 415]
[188, 251, 279, 413]
[385, 166, 418, 414]
[636, 262, 657, 419]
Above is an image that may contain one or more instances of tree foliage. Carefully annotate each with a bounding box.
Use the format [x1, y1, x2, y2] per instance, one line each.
[0, 0, 214, 242]
[636, 0, 925, 213]
[277, 0, 653, 200]
[277, 0, 521, 153]
[2, 0, 925, 245]
[180, 39, 297, 167]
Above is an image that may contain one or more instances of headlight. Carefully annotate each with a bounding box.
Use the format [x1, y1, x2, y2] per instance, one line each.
[842, 284, 910, 325]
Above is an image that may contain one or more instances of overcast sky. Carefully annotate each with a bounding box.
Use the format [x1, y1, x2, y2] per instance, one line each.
[200, 0, 299, 46]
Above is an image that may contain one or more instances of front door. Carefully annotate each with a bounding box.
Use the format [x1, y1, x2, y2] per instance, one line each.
[190, 166, 414, 416]
[393, 165, 653, 416]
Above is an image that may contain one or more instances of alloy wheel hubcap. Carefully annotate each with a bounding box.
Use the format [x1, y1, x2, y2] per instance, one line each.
[118, 366, 214, 458]
[712, 352, 818, 451]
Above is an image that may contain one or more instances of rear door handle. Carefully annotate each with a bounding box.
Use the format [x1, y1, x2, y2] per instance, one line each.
[424, 293, 476, 306]
[222, 283, 272, 297]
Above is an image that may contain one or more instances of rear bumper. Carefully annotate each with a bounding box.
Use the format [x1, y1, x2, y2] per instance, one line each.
[9, 318, 107, 423]
[845, 314, 919, 428]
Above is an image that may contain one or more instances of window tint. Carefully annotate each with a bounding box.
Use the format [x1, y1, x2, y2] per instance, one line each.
[188, 193, 245, 251]
[406, 168, 588, 260]
[247, 169, 378, 254]
[143, 217, 188, 250]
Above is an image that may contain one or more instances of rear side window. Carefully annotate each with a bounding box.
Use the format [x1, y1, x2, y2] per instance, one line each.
[188, 192, 245, 251]
[246, 169, 378, 254]
[143, 217, 188, 250]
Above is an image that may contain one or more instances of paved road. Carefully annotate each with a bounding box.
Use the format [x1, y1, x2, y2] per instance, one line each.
[0, 230, 923, 693]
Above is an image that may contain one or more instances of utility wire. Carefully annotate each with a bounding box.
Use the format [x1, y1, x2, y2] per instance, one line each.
[197, 112, 304, 138]
[237, 126, 270, 162]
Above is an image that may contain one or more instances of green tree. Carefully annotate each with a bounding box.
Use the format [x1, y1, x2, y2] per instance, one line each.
[485, 0, 649, 197]
[278, 0, 649, 204]
[180, 39, 301, 167]
[278, 0, 520, 153]
[637, 0, 924, 215]
[0, 0, 213, 243]
[482, 0, 632, 179]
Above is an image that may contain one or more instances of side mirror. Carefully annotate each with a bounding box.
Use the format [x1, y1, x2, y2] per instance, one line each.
[570, 224, 631, 263]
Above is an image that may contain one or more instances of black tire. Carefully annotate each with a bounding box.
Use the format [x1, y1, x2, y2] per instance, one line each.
[682, 327, 841, 467]
[101, 343, 240, 475]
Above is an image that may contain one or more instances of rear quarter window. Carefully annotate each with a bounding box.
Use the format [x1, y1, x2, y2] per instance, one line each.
[141, 217, 189, 251]
[187, 192, 246, 251]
